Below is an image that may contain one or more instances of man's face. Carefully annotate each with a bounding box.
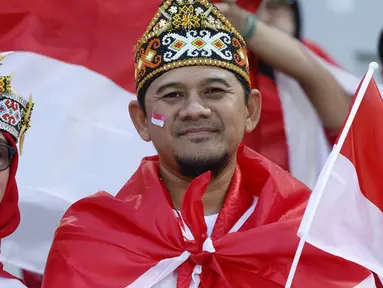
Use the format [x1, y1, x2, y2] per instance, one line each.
[257, 0, 296, 36]
[130, 66, 260, 178]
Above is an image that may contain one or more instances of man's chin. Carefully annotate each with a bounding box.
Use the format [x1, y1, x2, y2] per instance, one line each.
[174, 148, 229, 179]
[180, 141, 223, 156]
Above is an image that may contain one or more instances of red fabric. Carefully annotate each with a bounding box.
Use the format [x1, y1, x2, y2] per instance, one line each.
[43, 146, 371, 287]
[236, 0, 261, 13]
[242, 66, 289, 171]
[374, 274, 383, 288]
[339, 77, 383, 213]
[0, 132, 23, 282]
[210, 0, 261, 12]
[0, 0, 260, 94]
[0, 0, 163, 93]
[22, 270, 42, 288]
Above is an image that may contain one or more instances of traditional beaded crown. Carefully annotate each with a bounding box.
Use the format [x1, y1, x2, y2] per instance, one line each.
[0, 53, 34, 153]
[134, 0, 251, 95]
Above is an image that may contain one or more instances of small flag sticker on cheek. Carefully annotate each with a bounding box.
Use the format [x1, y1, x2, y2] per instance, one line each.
[151, 112, 166, 128]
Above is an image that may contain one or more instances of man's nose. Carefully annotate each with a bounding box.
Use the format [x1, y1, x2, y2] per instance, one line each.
[179, 95, 211, 120]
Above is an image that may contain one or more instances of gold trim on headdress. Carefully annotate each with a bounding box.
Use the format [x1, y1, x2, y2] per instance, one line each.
[19, 94, 34, 155]
[134, 0, 250, 95]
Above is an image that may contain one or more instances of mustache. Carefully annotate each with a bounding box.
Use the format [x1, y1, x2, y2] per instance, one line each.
[174, 120, 223, 135]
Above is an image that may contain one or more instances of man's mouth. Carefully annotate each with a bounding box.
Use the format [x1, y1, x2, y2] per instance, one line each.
[178, 127, 219, 136]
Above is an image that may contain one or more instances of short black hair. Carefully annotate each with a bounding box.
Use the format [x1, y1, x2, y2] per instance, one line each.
[378, 28, 383, 64]
[137, 74, 251, 114]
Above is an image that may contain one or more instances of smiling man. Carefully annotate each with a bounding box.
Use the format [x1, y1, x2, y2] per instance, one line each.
[42, 0, 374, 287]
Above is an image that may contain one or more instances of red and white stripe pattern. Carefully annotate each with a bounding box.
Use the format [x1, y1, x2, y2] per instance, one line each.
[127, 197, 258, 287]
[0, 0, 382, 277]
[0, 52, 157, 274]
[297, 70, 383, 281]
[151, 112, 166, 128]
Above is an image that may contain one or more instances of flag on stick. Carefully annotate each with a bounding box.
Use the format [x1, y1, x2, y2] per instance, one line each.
[286, 62, 383, 287]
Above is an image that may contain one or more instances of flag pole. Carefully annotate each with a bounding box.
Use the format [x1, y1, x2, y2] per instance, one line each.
[284, 62, 379, 288]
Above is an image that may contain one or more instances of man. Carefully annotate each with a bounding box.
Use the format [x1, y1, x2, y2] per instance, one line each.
[0, 52, 33, 287]
[42, 0, 374, 287]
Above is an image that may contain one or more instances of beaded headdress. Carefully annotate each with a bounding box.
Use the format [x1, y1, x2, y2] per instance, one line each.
[0, 52, 34, 154]
[134, 0, 251, 95]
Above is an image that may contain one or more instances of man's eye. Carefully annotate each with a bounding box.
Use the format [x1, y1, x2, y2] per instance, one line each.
[205, 88, 226, 96]
[163, 92, 182, 98]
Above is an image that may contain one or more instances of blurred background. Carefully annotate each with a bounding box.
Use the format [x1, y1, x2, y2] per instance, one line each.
[301, 0, 382, 80]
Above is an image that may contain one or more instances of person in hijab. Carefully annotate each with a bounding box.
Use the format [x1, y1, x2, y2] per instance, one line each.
[0, 52, 34, 287]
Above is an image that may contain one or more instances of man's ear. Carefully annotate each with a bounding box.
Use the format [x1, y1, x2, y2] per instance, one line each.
[128, 100, 151, 142]
[245, 89, 261, 133]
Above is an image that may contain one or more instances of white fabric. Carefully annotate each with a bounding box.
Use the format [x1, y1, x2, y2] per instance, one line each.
[300, 153, 383, 277]
[229, 196, 258, 233]
[127, 252, 191, 288]
[128, 196, 258, 288]
[276, 71, 330, 189]
[204, 214, 218, 237]
[0, 52, 157, 274]
[0, 278, 26, 288]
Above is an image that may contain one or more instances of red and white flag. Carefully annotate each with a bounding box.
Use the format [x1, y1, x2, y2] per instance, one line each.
[287, 63, 383, 287]
[151, 112, 166, 128]
[0, 0, 382, 277]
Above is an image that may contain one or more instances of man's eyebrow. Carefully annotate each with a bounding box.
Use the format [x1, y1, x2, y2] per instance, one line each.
[156, 82, 183, 95]
[201, 78, 231, 88]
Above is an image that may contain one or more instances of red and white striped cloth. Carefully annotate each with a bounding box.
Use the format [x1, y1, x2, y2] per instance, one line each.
[0, 0, 381, 276]
[297, 72, 383, 283]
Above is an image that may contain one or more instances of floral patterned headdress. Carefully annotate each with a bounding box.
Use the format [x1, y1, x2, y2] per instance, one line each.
[0, 52, 34, 154]
[134, 0, 251, 95]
